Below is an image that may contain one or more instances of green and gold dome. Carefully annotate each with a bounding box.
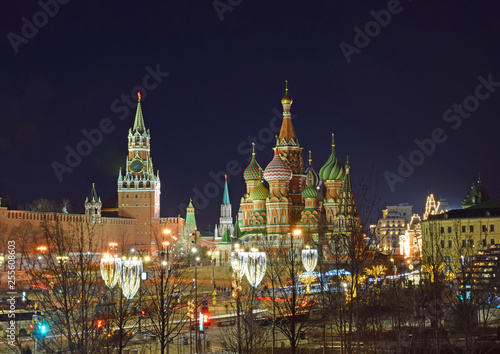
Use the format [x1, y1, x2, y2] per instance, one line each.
[250, 181, 270, 200]
[302, 183, 318, 199]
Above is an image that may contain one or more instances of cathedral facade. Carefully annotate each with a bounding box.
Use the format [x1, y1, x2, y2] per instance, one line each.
[216, 83, 360, 262]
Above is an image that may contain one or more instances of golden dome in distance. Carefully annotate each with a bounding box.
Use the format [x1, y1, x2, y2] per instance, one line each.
[281, 80, 293, 105]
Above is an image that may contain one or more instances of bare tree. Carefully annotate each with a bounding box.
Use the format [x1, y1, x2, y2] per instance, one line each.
[25, 217, 107, 354]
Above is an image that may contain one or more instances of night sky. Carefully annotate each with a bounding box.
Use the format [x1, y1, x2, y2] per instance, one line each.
[2, 1, 500, 231]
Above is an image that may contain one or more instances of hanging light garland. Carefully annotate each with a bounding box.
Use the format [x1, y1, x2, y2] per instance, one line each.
[244, 249, 267, 288]
[100, 254, 121, 289]
[119, 258, 143, 299]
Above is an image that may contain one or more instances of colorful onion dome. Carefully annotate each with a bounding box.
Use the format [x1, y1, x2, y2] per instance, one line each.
[250, 181, 270, 200]
[243, 143, 262, 181]
[304, 151, 320, 188]
[281, 80, 293, 105]
[263, 149, 293, 182]
[302, 183, 318, 199]
[319, 134, 346, 182]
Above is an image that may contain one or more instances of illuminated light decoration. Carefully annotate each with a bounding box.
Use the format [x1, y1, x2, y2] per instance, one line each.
[100, 254, 121, 289]
[423, 193, 441, 220]
[298, 271, 321, 294]
[301, 247, 318, 294]
[301, 248, 318, 272]
[231, 251, 247, 279]
[137, 91, 141, 100]
[119, 259, 143, 299]
[321, 269, 351, 290]
[244, 250, 267, 288]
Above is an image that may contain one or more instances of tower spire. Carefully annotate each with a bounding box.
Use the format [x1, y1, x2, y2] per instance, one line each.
[278, 81, 297, 146]
[308, 150, 312, 165]
[222, 174, 230, 205]
[133, 91, 146, 134]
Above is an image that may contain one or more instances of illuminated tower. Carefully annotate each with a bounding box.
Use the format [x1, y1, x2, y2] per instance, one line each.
[240, 143, 262, 231]
[337, 157, 359, 231]
[299, 153, 321, 230]
[85, 183, 101, 223]
[276, 81, 305, 223]
[319, 134, 346, 230]
[215, 175, 234, 240]
[185, 198, 197, 235]
[117, 92, 161, 245]
[263, 146, 293, 235]
[250, 180, 269, 231]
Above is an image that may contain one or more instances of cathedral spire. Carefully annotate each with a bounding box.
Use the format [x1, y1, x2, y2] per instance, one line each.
[278, 81, 298, 146]
[133, 91, 146, 134]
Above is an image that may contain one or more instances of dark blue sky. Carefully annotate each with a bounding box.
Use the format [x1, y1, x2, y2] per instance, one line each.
[1, 0, 500, 230]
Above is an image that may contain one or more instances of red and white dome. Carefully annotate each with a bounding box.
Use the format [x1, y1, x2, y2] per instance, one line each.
[263, 150, 293, 182]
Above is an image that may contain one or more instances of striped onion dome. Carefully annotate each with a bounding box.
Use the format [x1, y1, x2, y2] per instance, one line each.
[302, 183, 318, 199]
[263, 150, 293, 182]
[319, 136, 345, 182]
[244, 154, 262, 181]
[250, 181, 270, 200]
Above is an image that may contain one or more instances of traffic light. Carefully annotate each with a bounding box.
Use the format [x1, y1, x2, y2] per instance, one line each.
[29, 324, 34, 332]
[187, 300, 195, 319]
[141, 310, 145, 318]
[96, 319, 104, 330]
[203, 314, 210, 326]
[38, 322, 48, 336]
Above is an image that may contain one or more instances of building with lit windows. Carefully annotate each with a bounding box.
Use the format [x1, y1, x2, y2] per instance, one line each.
[421, 180, 500, 272]
[375, 203, 413, 255]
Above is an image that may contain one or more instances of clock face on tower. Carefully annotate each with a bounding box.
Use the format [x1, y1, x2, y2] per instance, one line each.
[130, 159, 144, 173]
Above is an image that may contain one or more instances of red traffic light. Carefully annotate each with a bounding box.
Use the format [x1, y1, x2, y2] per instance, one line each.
[29, 324, 34, 332]
[141, 310, 145, 318]
[96, 319, 104, 329]
[203, 314, 209, 324]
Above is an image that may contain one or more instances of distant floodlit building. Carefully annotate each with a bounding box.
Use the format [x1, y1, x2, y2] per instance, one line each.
[421, 180, 500, 275]
[375, 203, 412, 255]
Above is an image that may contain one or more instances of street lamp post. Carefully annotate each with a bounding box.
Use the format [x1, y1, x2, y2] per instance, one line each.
[132, 249, 150, 334]
[208, 249, 219, 288]
[36, 246, 47, 278]
[191, 246, 201, 353]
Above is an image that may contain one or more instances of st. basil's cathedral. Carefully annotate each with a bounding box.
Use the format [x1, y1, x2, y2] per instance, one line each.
[215, 82, 360, 265]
